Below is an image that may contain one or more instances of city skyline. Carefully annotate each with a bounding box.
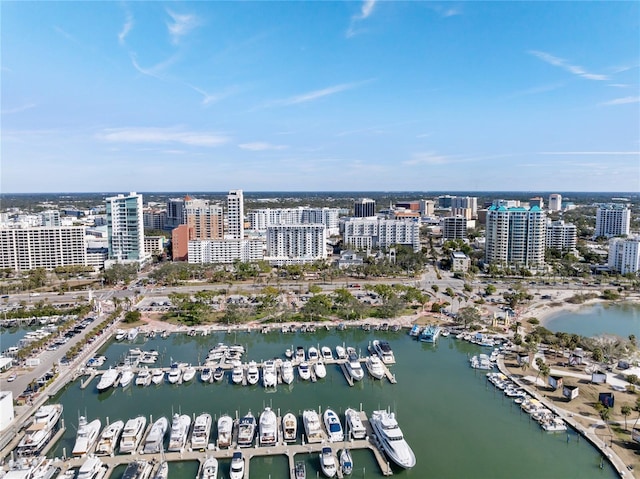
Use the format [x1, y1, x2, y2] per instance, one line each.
[2, 1, 639, 193]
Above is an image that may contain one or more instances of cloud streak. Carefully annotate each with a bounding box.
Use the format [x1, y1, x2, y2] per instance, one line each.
[238, 142, 288, 151]
[118, 10, 134, 45]
[166, 9, 199, 44]
[347, 0, 377, 38]
[1, 103, 36, 115]
[539, 151, 640, 155]
[599, 96, 640, 106]
[529, 50, 609, 81]
[268, 80, 370, 107]
[98, 127, 229, 147]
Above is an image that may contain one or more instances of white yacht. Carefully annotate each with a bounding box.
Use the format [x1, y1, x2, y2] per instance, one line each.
[369, 410, 416, 468]
[323, 409, 344, 442]
[115, 329, 126, 341]
[372, 340, 395, 364]
[282, 412, 297, 442]
[298, 361, 311, 381]
[231, 363, 244, 385]
[340, 449, 353, 476]
[212, 367, 225, 382]
[167, 363, 183, 384]
[308, 346, 319, 362]
[229, 451, 245, 479]
[200, 456, 218, 479]
[302, 410, 324, 443]
[76, 455, 106, 479]
[72, 416, 102, 456]
[119, 416, 147, 453]
[237, 411, 256, 448]
[262, 360, 277, 388]
[182, 365, 196, 382]
[96, 368, 119, 392]
[121, 460, 152, 479]
[190, 413, 212, 450]
[319, 447, 337, 478]
[200, 367, 212, 383]
[345, 352, 364, 381]
[345, 408, 366, 440]
[321, 346, 333, 360]
[259, 407, 277, 446]
[246, 361, 260, 385]
[135, 368, 152, 387]
[143, 416, 168, 454]
[314, 361, 327, 379]
[281, 360, 295, 385]
[126, 328, 139, 342]
[295, 346, 306, 362]
[365, 355, 385, 380]
[217, 415, 233, 449]
[168, 413, 191, 451]
[96, 420, 124, 455]
[17, 404, 64, 455]
[118, 367, 134, 388]
[152, 462, 168, 479]
[335, 345, 347, 360]
[151, 369, 164, 385]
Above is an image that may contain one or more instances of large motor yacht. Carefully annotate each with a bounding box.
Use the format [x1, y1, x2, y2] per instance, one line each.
[344, 408, 366, 440]
[17, 404, 63, 456]
[76, 455, 107, 479]
[72, 416, 102, 456]
[200, 456, 218, 479]
[246, 361, 260, 385]
[217, 415, 233, 449]
[96, 420, 124, 456]
[190, 413, 212, 450]
[369, 410, 416, 468]
[237, 411, 256, 448]
[143, 416, 168, 454]
[262, 360, 277, 388]
[259, 407, 277, 446]
[365, 355, 385, 380]
[345, 352, 364, 381]
[319, 447, 337, 478]
[229, 451, 245, 479]
[168, 414, 192, 452]
[96, 368, 119, 392]
[280, 360, 294, 385]
[119, 416, 147, 454]
[372, 340, 395, 364]
[282, 412, 297, 442]
[323, 409, 344, 443]
[302, 410, 324, 443]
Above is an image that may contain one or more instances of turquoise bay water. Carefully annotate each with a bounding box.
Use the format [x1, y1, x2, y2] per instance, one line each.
[0, 325, 40, 351]
[545, 302, 640, 338]
[49, 329, 617, 479]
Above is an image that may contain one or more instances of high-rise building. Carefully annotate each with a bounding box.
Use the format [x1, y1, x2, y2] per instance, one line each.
[442, 216, 467, 241]
[265, 224, 327, 265]
[450, 196, 478, 218]
[608, 236, 640, 275]
[247, 207, 340, 236]
[143, 208, 167, 230]
[548, 194, 562, 212]
[185, 197, 224, 240]
[595, 204, 630, 238]
[485, 205, 546, 268]
[354, 198, 376, 218]
[188, 239, 264, 264]
[343, 218, 421, 252]
[40, 210, 61, 227]
[419, 200, 435, 217]
[226, 190, 244, 240]
[165, 197, 185, 229]
[0, 226, 87, 271]
[106, 192, 149, 266]
[545, 220, 577, 252]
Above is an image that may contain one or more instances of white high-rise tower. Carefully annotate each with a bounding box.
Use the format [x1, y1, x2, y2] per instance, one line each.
[226, 190, 244, 240]
[106, 192, 149, 266]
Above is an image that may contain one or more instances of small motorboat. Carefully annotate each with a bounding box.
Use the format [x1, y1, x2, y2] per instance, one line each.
[295, 461, 306, 479]
[229, 451, 245, 479]
[319, 447, 337, 478]
[340, 449, 353, 475]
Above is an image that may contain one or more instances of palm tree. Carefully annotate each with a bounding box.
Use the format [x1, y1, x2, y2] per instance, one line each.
[621, 404, 632, 431]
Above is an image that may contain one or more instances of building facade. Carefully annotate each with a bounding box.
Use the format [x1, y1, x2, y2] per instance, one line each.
[0, 226, 87, 271]
[441, 216, 467, 241]
[248, 207, 340, 236]
[595, 204, 631, 238]
[548, 194, 562, 212]
[545, 220, 577, 252]
[343, 218, 421, 252]
[485, 205, 546, 268]
[185, 198, 224, 240]
[188, 239, 264, 264]
[354, 198, 376, 218]
[264, 224, 327, 265]
[226, 190, 244, 240]
[608, 236, 640, 275]
[105, 192, 149, 266]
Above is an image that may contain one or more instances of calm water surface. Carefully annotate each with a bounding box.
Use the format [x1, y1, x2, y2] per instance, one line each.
[545, 302, 640, 338]
[49, 328, 617, 479]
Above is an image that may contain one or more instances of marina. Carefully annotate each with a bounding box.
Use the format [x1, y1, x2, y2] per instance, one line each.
[3, 327, 621, 478]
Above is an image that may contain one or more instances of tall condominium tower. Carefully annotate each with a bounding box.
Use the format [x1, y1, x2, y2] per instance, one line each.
[184, 197, 224, 240]
[548, 194, 562, 212]
[106, 192, 148, 264]
[354, 198, 376, 218]
[485, 205, 546, 268]
[226, 189, 244, 240]
[595, 204, 630, 238]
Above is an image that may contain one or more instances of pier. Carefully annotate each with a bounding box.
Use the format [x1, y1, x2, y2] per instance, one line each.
[50, 410, 394, 478]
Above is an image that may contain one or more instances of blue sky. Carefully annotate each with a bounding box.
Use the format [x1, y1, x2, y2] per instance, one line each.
[2, 1, 639, 193]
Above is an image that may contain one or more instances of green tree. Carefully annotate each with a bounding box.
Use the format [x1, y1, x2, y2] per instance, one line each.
[485, 284, 496, 296]
[621, 404, 632, 431]
[123, 310, 141, 323]
[301, 294, 332, 321]
[457, 306, 481, 329]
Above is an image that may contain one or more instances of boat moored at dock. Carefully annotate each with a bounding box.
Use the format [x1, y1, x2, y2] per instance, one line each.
[190, 413, 212, 450]
[419, 325, 441, 343]
[365, 355, 385, 380]
[303, 410, 324, 443]
[259, 407, 277, 446]
[167, 414, 191, 452]
[319, 446, 337, 478]
[217, 415, 233, 449]
[200, 456, 218, 479]
[345, 408, 366, 440]
[370, 409, 416, 469]
[72, 416, 101, 456]
[143, 416, 168, 454]
[17, 404, 63, 456]
[76, 455, 107, 479]
[119, 416, 147, 454]
[96, 368, 119, 392]
[340, 449, 353, 476]
[229, 451, 245, 479]
[95, 420, 124, 456]
[323, 409, 344, 443]
[282, 412, 297, 442]
[372, 340, 395, 364]
[237, 412, 256, 448]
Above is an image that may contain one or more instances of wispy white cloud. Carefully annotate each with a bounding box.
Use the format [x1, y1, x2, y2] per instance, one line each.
[346, 0, 377, 38]
[404, 152, 453, 166]
[599, 96, 640, 106]
[503, 82, 564, 100]
[238, 142, 288, 151]
[268, 80, 370, 107]
[529, 50, 609, 81]
[1, 103, 36, 115]
[608, 83, 630, 88]
[118, 10, 134, 45]
[97, 127, 229, 147]
[429, 4, 463, 18]
[539, 151, 640, 155]
[166, 9, 199, 44]
[129, 52, 179, 80]
[186, 83, 237, 106]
